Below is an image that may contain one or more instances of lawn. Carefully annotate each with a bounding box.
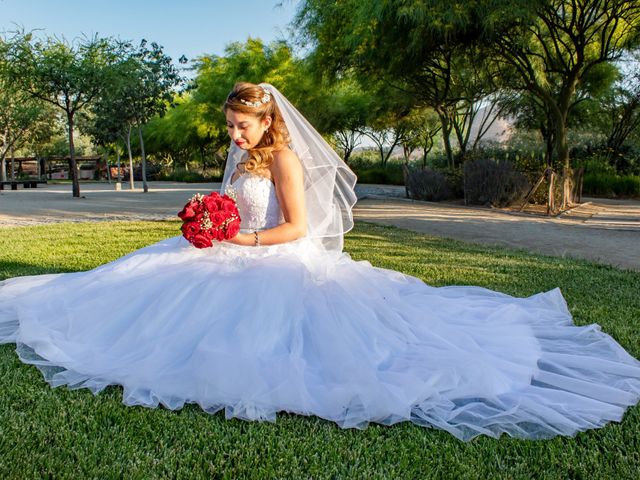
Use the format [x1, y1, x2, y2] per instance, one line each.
[0, 220, 639, 479]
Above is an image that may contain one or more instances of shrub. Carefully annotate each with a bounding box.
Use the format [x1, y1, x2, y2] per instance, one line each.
[156, 168, 222, 183]
[404, 167, 452, 201]
[583, 173, 640, 197]
[464, 158, 530, 207]
[352, 165, 405, 185]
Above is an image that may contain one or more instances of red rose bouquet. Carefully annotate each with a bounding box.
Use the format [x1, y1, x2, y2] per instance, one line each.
[178, 192, 241, 248]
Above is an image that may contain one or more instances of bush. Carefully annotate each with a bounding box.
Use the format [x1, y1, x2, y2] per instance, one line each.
[156, 168, 222, 183]
[464, 158, 530, 207]
[351, 165, 405, 185]
[405, 167, 452, 201]
[583, 173, 640, 197]
[442, 168, 464, 198]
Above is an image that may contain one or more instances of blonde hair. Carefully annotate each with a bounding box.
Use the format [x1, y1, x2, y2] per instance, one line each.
[223, 82, 290, 173]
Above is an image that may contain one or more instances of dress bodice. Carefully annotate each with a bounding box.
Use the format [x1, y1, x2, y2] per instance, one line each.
[228, 174, 285, 233]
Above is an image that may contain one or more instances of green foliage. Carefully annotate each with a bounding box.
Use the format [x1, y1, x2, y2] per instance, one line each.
[0, 55, 56, 174]
[0, 221, 638, 478]
[348, 152, 405, 185]
[156, 168, 223, 183]
[2, 31, 126, 196]
[191, 38, 304, 143]
[353, 165, 405, 185]
[583, 173, 640, 197]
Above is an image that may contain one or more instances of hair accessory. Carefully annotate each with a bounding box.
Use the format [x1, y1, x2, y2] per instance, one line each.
[240, 87, 271, 107]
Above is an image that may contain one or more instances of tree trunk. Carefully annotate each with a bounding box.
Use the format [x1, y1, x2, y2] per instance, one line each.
[378, 143, 386, 166]
[116, 147, 122, 182]
[138, 125, 148, 193]
[553, 115, 573, 209]
[0, 128, 7, 182]
[104, 152, 111, 183]
[67, 112, 80, 197]
[126, 127, 135, 190]
[382, 134, 401, 167]
[437, 111, 454, 169]
[10, 146, 15, 181]
[452, 104, 472, 157]
[543, 127, 554, 168]
[547, 169, 555, 215]
[555, 120, 569, 171]
[421, 133, 436, 168]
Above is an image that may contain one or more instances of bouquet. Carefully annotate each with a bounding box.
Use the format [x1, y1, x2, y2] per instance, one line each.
[178, 192, 241, 248]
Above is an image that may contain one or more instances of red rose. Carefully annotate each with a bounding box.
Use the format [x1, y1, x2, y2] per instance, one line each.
[211, 229, 224, 241]
[222, 199, 237, 213]
[178, 205, 195, 221]
[203, 195, 219, 212]
[192, 233, 213, 249]
[226, 220, 240, 239]
[210, 211, 226, 227]
[181, 221, 200, 238]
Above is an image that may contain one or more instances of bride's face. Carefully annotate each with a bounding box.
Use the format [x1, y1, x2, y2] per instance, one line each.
[226, 110, 272, 150]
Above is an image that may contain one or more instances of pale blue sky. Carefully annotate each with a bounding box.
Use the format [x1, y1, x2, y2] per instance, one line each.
[0, 0, 301, 73]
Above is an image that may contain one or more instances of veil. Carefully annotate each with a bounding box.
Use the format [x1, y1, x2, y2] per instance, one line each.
[220, 82, 358, 252]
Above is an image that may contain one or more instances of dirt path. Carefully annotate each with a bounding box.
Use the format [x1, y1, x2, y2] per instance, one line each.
[354, 193, 640, 271]
[1, 182, 639, 271]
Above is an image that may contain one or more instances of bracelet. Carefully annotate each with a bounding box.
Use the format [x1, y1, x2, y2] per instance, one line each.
[254, 230, 260, 247]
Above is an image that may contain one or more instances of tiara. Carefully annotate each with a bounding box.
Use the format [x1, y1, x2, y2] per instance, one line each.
[239, 87, 271, 107]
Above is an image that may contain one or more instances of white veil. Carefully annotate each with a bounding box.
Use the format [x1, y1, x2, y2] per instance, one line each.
[220, 82, 358, 252]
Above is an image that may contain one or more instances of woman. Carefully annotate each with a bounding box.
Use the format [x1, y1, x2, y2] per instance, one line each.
[1, 82, 639, 442]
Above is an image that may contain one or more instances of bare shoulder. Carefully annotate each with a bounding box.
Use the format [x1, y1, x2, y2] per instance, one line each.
[270, 146, 302, 178]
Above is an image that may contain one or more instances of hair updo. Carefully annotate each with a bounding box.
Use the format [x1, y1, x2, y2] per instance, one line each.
[223, 82, 290, 173]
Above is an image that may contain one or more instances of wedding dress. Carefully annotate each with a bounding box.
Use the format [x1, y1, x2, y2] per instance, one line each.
[1, 169, 639, 441]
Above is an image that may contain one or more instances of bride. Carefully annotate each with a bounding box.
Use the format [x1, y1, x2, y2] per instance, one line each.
[1, 82, 639, 442]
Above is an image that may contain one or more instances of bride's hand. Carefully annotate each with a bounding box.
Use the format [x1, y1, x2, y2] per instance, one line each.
[224, 232, 254, 246]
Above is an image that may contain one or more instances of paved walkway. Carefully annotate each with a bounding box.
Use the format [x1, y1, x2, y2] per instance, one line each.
[1, 181, 639, 271]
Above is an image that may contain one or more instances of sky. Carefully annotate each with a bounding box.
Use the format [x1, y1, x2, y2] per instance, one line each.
[0, 0, 302, 75]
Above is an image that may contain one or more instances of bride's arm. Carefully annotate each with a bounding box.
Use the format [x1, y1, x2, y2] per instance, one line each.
[225, 148, 307, 246]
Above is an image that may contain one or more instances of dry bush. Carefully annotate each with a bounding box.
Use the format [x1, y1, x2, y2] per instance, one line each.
[463, 158, 530, 207]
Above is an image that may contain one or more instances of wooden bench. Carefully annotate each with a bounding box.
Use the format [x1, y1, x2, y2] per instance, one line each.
[0, 180, 47, 190]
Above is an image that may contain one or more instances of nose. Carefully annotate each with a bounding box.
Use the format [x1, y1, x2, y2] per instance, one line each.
[229, 126, 241, 140]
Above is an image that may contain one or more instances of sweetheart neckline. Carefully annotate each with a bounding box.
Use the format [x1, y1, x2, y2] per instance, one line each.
[230, 173, 275, 187]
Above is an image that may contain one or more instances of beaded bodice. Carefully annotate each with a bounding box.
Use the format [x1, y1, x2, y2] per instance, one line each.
[227, 174, 284, 233]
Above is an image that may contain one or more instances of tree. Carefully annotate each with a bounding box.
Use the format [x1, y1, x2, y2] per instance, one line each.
[308, 76, 373, 163]
[490, 0, 640, 204]
[190, 38, 310, 166]
[125, 40, 185, 193]
[0, 63, 55, 181]
[602, 53, 640, 170]
[399, 107, 442, 167]
[295, 1, 511, 168]
[3, 31, 122, 197]
[297, 0, 640, 207]
[80, 55, 142, 189]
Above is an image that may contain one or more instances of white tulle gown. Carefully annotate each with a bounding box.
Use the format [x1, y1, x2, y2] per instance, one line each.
[1, 173, 639, 441]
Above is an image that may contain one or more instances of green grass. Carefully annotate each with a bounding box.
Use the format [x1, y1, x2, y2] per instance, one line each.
[1, 220, 639, 479]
